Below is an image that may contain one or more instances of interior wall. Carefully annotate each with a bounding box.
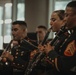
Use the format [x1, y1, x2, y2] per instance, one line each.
[0, 0, 11, 5]
[25, 0, 49, 32]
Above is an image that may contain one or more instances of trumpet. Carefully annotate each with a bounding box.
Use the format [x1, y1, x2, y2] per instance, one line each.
[24, 25, 68, 75]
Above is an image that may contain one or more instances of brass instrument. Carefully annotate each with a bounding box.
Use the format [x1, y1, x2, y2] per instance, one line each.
[24, 25, 68, 75]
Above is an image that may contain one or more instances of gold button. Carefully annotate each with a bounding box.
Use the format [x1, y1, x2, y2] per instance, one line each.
[21, 51, 24, 53]
[52, 60, 54, 63]
[13, 63, 15, 64]
[21, 54, 23, 56]
[15, 56, 17, 58]
[17, 64, 19, 65]
[22, 65, 24, 67]
[47, 56, 49, 59]
[49, 58, 51, 60]
[60, 46, 62, 48]
[59, 50, 61, 52]
[16, 49, 18, 51]
[16, 52, 18, 55]
[18, 45, 20, 47]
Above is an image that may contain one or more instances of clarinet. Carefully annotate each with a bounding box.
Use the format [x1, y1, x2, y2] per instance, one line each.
[24, 25, 68, 75]
[50, 25, 68, 46]
[24, 27, 52, 75]
[1, 40, 13, 65]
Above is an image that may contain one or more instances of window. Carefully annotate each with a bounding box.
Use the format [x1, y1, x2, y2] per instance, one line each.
[17, 0, 25, 20]
[55, 0, 72, 10]
[4, 3, 12, 43]
[0, 0, 25, 49]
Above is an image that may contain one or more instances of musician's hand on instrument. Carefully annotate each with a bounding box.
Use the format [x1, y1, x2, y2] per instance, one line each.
[1, 51, 10, 58]
[38, 44, 45, 52]
[30, 50, 37, 59]
[7, 54, 14, 61]
[1, 51, 6, 57]
[1, 51, 10, 62]
[1, 51, 13, 61]
[44, 43, 54, 54]
[12, 40, 18, 46]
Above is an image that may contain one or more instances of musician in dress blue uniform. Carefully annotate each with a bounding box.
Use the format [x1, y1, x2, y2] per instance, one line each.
[1, 21, 37, 75]
[44, 1, 76, 75]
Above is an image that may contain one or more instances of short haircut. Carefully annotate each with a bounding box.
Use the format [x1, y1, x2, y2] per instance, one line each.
[37, 25, 47, 30]
[66, 1, 76, 14]
[53, 10, 65, 20]
[67, 1, 76, 7]
[12, 20, 27, 28]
